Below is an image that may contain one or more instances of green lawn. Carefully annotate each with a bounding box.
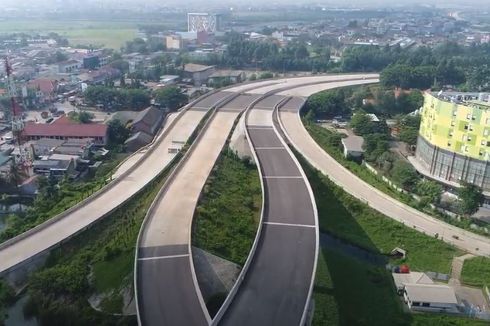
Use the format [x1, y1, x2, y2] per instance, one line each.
[302, 157, 461, 273]
[92, 254, 133, 293]
[306, 158, 486, 325]
[313, 249, 489, 326]
[193, 149, 261, 265]
[0, 19, 139, 49]
[461, 256, 490, 288]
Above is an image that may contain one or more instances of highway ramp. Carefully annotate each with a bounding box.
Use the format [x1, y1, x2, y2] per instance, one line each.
[218, 95, 318, 326]
[136, 94, 261, 326]
[276, 78, 490, 257]
[0, 91, 232, 276]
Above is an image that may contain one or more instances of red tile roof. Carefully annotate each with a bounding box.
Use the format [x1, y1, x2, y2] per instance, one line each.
[23, 119, 107, 138]
[27, 78, 56, 94]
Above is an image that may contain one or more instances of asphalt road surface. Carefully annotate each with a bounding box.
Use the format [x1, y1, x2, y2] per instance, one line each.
[219, 95, 317, 326]
[137, 94, 261, 326]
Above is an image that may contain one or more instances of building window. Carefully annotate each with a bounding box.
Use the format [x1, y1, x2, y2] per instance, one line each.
[469, 125, 474, 131]
[467, 113, 471, 120]
[464, 125, 469, 130]
[447, 141, 452, 147]
[465, 146, 469, 152]
[449, 131, 453, 137]
[451, 120, 455, 127]
[413, 302, 420, 307]
[487, 141, 490, 147]
[485, 129, 489, 136]
[482, 140, 487, 146]
[486, 118, 490, 125]
[468, 137, 472, 142]
[422, 303, 430, 307]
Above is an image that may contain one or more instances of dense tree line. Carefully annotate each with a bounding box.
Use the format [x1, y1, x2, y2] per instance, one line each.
[342, 42, 490, 90]
[84, 85, 150, 111]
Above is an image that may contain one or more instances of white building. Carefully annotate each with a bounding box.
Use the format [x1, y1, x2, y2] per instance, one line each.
[404, 284, 459, 314]
[187, 13, 220, 33]
[341, 135, 364, 158]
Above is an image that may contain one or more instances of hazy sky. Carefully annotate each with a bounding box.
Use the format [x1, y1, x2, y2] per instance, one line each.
[0, 0, 487, 12]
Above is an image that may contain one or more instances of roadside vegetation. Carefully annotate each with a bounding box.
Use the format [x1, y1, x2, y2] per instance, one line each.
[0, 110, 211, 323]
[304, 113, 489, 237]
[461, 257, 490, 288]
[298, 156, 486, 325]
[193, 149, 261, 265]
[301, 156, 460, 273]
[0, 152, 128, 243]
[17, 151, 181, 325]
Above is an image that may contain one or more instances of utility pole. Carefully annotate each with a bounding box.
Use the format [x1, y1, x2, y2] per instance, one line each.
[5, 56, 26, 167]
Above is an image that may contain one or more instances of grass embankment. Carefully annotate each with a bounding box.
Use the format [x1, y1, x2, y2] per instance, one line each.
[21, 151, 180, 324]
[314, 249, 489, 326]
[296, 157, 484, 325]
[193, 149, 261, 266]
[0, 153, 129, 243]
[305, 121, 490, 236]
[461, 257, 490, 288]
[0, 281, 14, 324]
[303, 158, 461, 273]
[304, 121, 412, 202]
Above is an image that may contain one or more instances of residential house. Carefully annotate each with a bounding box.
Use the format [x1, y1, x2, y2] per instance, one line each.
[208, 70, 245, 86]
[341, 135, 365, 158]
[23, 115, 108, 145]
[125, 107, 165, 151]
[404, 284, 459, 313]
[27, 78, 58, 103]
[182, 63, 215, 86]
[58, 60, 81, 73]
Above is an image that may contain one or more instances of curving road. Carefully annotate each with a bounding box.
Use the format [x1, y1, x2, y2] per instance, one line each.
[276, 77, 490, 257]
[0, 91, 232, 276]
[216, 94, 318, 326]
[136, 92, 262, 326]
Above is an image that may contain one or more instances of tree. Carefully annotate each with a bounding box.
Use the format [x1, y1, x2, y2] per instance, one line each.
[68, 111, 94, 124]
[390, 160, 419, 191]
[398, 114, 421, 145]
[107, 119, 130, 148]
[363, 133, 389, 162]
[457, 182, 484, 216]
[305, 89, 347, 119]
[416, 180, 443, 204]
[154, 86, 187, 111]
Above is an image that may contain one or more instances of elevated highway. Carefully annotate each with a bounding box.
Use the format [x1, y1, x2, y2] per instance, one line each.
[216, 95, 318, 326]
[276, 78, 490, 257]
[0, 91, 233, 276]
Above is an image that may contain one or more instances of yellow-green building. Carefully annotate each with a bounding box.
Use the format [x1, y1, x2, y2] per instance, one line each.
[413, 92, 490, 191]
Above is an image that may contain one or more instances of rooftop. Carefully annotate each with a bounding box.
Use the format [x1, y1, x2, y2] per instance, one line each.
[404, 284, 458, 304]
[209, 70, 244, 78]
[341, 135, 365, 152]
[183, 63, 214, 73]
[392, 272, 433, 289]
[23, 116, 107, 139]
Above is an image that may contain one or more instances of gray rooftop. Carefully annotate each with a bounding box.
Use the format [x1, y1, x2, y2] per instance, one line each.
[341, 135, 364, 152]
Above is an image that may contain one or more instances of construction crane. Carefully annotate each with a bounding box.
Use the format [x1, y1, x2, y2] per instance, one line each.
[5, 56, 27, 166]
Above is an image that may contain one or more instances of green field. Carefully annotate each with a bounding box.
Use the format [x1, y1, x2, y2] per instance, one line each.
[301, 157, 461, 274]
[461, 256, 490, 288]
[0, 19, 141, 49]
[313, 248, 489, 326]
[193, 149, 261, 265]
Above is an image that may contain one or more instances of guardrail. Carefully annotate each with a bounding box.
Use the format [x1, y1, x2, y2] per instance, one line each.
[212, 76, 379, 325]
[274, 98, 320, 326]
[134, 83, 279, 325]
[0, 88, 230, 276]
